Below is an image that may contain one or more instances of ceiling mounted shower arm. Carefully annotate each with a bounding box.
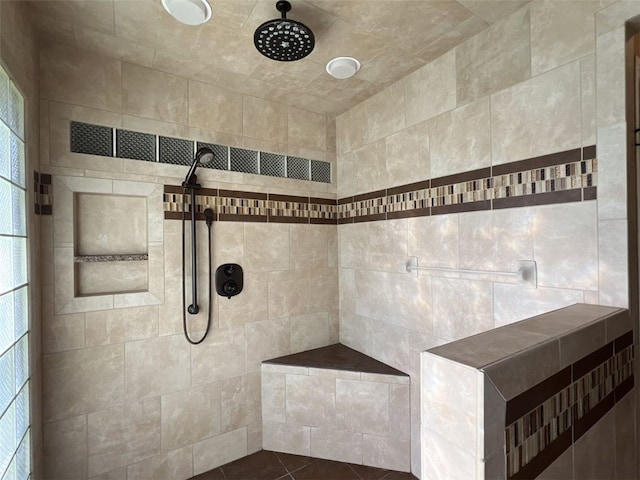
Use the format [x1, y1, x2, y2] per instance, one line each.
[277, 0, 291, 19]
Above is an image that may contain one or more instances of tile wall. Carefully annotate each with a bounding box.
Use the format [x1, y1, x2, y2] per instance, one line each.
[0, 1, 42, 476]
[38, 42, 338, 478]
[335, 1, 634, 476]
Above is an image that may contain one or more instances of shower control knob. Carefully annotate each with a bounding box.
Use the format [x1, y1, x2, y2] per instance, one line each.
[223, 281, 238, 298]
[215, 263, 243, 299]
[224, 265, 236, 276]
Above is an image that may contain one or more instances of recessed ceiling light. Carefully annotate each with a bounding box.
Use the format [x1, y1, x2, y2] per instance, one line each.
[161, 0, 212, 26]
[326, 57, 361, 79]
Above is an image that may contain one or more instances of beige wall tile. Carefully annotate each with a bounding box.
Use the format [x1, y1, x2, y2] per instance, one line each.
[268, 268, 338, 319]
[336, 103, 367, 154]
[161, 383, 221, 452]
[245, 317, 291, 373]
[458, 0, 529, 24]
[365, 82, 406, 143]
[43, 415, 88, 479]
[43, 345, 124, 422]
[597, 26, 625, 128]
[429, 97, 490, 178]
[87, 398, 161, 477]
[191, 326, 246, 385]
[188, 80, 243, 137]
[596, 1, 640, 35]
[73, 27, 155, 67]
[218, 271, 269, 328]
[244, 223, 290, 272]
[573, 409, 616, 479]
[597, 122, 627, 220]
[336, 378, 389, 436]
[530, 1, 604, 76]
[456, 6, 530, 105]
[384, 120, 430, 188]
[352, 139, 387, 195]
[262, 421, 310, 456]
[192, 428, 248, 475]
[310, 428, 363, 464]
[423, 429, 476, 479]
[339, 312, 372, 356]
[125, 335, 191, 400]
[286, 374, 336, 428]
[491, 61, 581, 164]
[288, 107, 326, 151]
[221, 373, 261, 433]
[408, 215, 459, 269]
[42, 313, 85, 354]
[126, 446, 193, 480]
[363, 435, 411, 472]
[290, 224, 329, 270]
[290, 312, 331, 354]
[261, 370, 286, 423]
[122, 63, 188, 124]
[389, 384, 411, 440]
[243, 95, 287, 144]
[581, 55, 596, 146]
[599, 219, 629, 308]
[247, 421, 262, 455]
[40, 43, 121, 111]
[405, 50, 456, 127]
[615, 390, 636, 478]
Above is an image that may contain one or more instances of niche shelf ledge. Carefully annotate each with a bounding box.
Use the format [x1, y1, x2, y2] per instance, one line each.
[74, 254, 149, 263]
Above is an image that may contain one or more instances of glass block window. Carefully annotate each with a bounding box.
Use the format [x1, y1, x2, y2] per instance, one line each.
[230, 147, 258, 174]
[158, 136, 193, 166]
[260, 153, 286, 178]
[197, 142, 228, 171]
[287, 156, 310, 180]
[311, 159, 331, 183]
[70, 122, 113, 157]
[115, 129, 155, 162]
[0, 64, 30, 480]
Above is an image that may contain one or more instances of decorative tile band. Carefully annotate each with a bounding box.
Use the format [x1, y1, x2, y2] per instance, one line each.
[162, 185, 337, 224]
[338, 146, 597, 223]
[34, 171, 52, 215]
[70, 121, 332, 183]
[505, 331, 634, 479]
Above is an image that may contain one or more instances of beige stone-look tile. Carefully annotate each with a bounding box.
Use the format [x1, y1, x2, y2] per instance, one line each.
[43, 415, 88, 480]
[43, 344, 124, 422]
[73, 27, 155, 67]
[615, 389, 636, 478]
[483, 377, 506, 463]
[339, 266, 356, 314]
[243, 95, 287, 144]
[573, 408, 616, 479]
[85, 306, 158, 347]
[310, 428, 363, 464]
[43, 313, 85, 354]
[581, 55, 596, 146]
[40, 42, 121, 111]
[290, 312, 331, 354]
[262, 363, 308, 375]
[268, 268, 338, 319]
[89, 466, 128, 480]
[599, 219, 629, 308]
[597, 27, 625, 128]
[245, 317, 291, 373]
[405, 50, 456, 127]
[339, 222, 369, 271]
[352, 139, 387, 195]
[530, 1, 605, 76]
[288, 107, 327, 151]
[456, 6, 530, 105]
[384, 120, 430, 188]
[188, 80, 243, 137]
[429, 97, 490, 178]
[161, 383, 221, 452]
[126, 446, 193, 480]
[339, 312, 372, 356]
[244, 223, 289, 272]
[533, 201, 598, 290]
[389, 384, 411, 440]
[290, 224, 329, 270]
[221, 372, 261, 433]
[308, 17, 385, 66]
[363, 435, 410, 472]
[597, 122, 626, 220]
[336, 103, 367, 154]
[122, 63, 188, 124]
[335, 378, 389, 436]
[218, 272, 268, 327]
[493, 284, 585, 327]
[365, 82, 405, 144]
[125, 335, 190, 400]
[191, 326, 246, 385]
[286, 373, 336, 428]
[262, 421, 310, 456]
[596, 0, 640, 35]
[491, 61, 581, 164]
[30, 0, 115, 35]
[87, 397, 161, 477]
[408, 215, 459, 269]
[432, 278, 494, 341]
[192, 428, 248, 475]
[122, 115, 189, 140]
[458, 0, 529, 24]
[261, 370, 286, 423]
[423, 429, 476, 479]
[247, 421, 262, 455]
[310, 368, 360, 380]
[559, 320, 606, 368]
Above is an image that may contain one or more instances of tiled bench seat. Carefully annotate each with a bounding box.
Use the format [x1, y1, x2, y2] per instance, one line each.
[261, 344, 411, 472]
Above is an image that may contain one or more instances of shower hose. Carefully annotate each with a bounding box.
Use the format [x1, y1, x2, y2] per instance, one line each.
[181, 191, 213, 345]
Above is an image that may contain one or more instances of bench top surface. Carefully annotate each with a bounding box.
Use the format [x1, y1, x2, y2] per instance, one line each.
[263, 343, 408, 377]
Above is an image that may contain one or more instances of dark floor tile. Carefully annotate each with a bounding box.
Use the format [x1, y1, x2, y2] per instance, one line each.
[347, 463, 389, 480]
[222, 450, 288, 480]
[292, 459, 361, 480]
[273, 451, 316, 472]
[190, 467, 226, 480]
[379, 471, 418, 480]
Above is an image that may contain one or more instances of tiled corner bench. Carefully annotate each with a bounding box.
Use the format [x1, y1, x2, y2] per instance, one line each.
[261, 344, 411, 472]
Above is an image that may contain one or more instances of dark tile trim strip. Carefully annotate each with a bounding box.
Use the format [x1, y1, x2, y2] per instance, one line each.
[338, 196, 354, 205]
[583, 145, 596, 160]
[492, 149, 581, 176]
[219, 189, 268, 200]
[310, 218, 338, 225]
[40, 173, 52, 185]
[353, 189, 387, 203]
[268, 216, 309, 224]
[510, 428, 573, 480]
[506, 367, 572, 425]
[310, 197, 337, 206]
[353, 213, 386, 223]
[573, 342, 613, 379]
[387, 207, 431, 220]
[432, 200, 491, 216]
[573, 392, 615, 441]
[219, 214, 268, 223]
[615, 375, 634, 402]
[164, 185, 183, 194]
[614, 330, 633, 353]
[165, 211, 213, 221]
[387, 180, 430, 196]
[431, 167, 491, 187]
[338, 217, 354, 225]
[492, 196, 526, 210]
[41, 205, 53, 215]
[269, 193, 309, 203]
[521, 189, 582, 207]
[583, 186, 597, 200]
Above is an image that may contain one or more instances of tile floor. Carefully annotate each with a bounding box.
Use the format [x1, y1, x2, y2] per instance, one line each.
[190, 450, 418, 480]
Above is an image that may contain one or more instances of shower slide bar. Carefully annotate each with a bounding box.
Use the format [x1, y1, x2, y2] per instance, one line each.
[405, 256, 537, 288]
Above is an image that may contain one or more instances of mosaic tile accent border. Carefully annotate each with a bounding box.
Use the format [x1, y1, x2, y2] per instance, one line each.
[70, 121, 332, 184]
[338, 146, 597, 224]
[505, 331, 634, 480]
[163, 185, 337, 225]
[34, 171, 52, 215]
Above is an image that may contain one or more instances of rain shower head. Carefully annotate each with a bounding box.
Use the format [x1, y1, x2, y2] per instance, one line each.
[254, 0, 315, 62]
[183, 147, 215, 186]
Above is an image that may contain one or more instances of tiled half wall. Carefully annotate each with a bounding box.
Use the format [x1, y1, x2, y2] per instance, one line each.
[162, 146, 597, 224]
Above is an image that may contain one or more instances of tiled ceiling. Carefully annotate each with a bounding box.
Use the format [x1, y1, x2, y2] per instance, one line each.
[27, 0, 529, 116]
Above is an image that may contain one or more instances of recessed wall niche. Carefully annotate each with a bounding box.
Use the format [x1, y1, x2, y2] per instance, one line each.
[74, 193, 149, 296]
[53, 176, 164, 314]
